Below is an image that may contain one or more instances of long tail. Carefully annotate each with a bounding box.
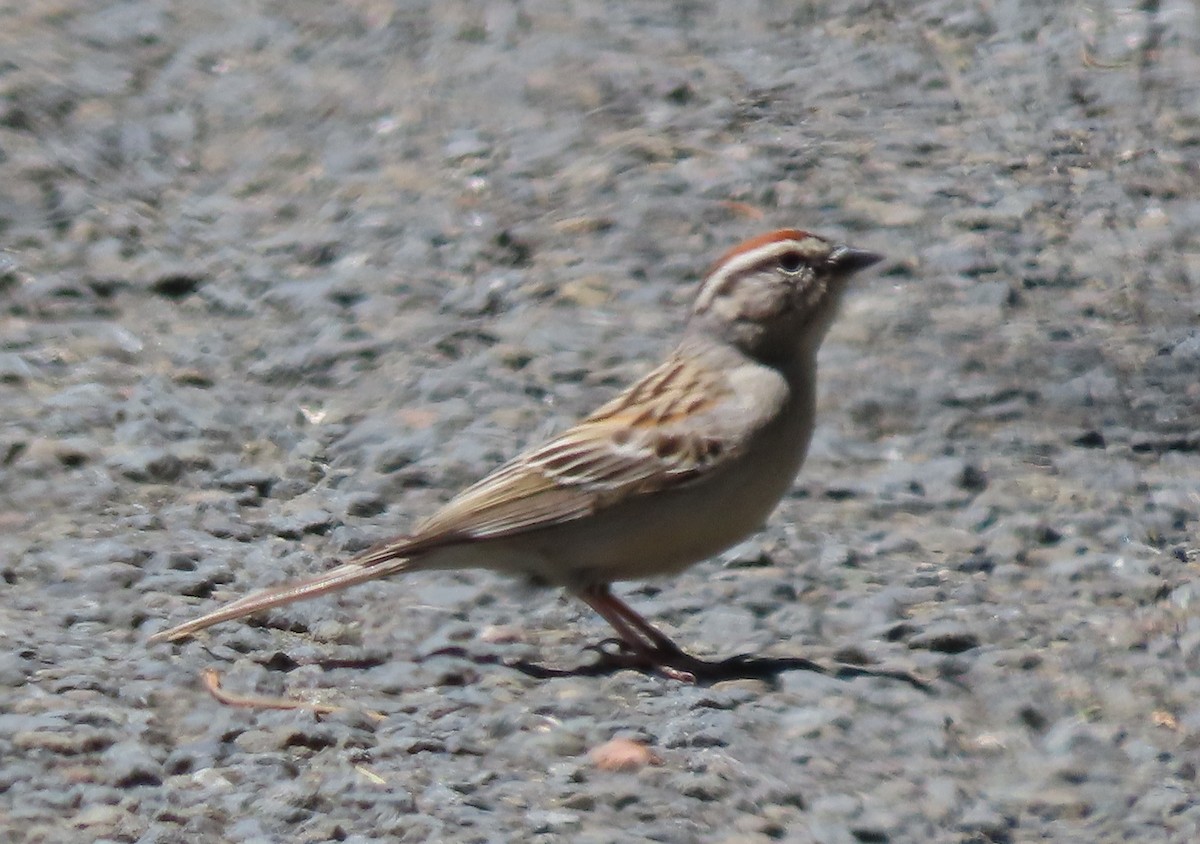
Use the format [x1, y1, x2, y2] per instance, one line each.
[148, 546, 414, 643]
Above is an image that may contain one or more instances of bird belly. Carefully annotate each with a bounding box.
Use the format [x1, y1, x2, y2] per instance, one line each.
[571, 423, 810, 582]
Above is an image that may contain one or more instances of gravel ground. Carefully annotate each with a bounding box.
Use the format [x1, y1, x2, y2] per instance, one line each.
[2, 1, 1199, 842]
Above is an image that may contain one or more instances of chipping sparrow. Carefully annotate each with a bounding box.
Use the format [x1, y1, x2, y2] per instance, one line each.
[150, 229, 883, 678]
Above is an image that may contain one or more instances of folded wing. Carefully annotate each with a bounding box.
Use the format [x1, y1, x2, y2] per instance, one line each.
[408, 351, 774, 547]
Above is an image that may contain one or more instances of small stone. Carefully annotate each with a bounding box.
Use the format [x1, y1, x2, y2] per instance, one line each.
[526, 810, 581, 835]
[344, 491, 386, 518]
[588, 738, 662, 771]
[907, 624, 981, 654]
[957, 802, 1013, 837]
[100, 740, 164, 787]
[217, 467, 277, 495]
[557, 276, 611, 307]
[443, 129, 492, 161]
[679, 772, 731, 801]
[0, 353, 35, 383]
[106, 448, 184, 483]
[13, 728, 115, 755]
[267, 508, 336, 538]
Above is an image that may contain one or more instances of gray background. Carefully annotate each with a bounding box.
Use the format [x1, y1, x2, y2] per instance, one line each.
[2, 1, 1198, 842]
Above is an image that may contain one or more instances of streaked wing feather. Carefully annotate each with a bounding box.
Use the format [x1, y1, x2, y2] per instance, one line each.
[411, 352, 738, 544]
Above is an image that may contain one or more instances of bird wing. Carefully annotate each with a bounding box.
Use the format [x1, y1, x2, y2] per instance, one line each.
[406, 349, 783, 547]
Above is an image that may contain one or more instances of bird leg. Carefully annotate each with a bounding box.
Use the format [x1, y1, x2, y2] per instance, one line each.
[575, 584, 696, 681]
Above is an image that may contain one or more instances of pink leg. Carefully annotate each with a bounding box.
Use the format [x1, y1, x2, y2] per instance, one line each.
[575, 584, 694, 681]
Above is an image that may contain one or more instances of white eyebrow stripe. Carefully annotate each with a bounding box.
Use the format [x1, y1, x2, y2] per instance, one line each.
[695, 237, 821, 311]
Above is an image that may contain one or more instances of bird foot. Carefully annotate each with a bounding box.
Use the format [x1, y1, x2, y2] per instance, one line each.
[583, 638, 697, 682]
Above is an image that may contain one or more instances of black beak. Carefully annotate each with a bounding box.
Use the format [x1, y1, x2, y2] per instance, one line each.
[829, 245, 884, 273]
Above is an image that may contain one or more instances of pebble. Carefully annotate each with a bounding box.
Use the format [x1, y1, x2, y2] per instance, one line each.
[100, 740, 164, 787]
[105, 448, 185, 483]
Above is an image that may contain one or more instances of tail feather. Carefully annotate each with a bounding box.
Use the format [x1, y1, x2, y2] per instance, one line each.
[148, 552, 413, 643]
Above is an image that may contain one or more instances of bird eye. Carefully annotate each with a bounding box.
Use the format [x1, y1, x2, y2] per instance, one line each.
[777, 251, 805, 274]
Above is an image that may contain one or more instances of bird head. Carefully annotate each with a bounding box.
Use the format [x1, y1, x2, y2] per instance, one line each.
[690, 229, 883, 366]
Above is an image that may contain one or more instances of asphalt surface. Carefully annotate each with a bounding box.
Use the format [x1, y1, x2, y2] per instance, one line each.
[2, 2, 1198, 842]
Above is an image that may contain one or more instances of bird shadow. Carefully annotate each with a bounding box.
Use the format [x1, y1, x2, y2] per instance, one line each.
[422, 642, 933, 693]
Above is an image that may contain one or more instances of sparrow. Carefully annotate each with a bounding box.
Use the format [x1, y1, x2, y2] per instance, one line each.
[150, 229, 883, 679]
